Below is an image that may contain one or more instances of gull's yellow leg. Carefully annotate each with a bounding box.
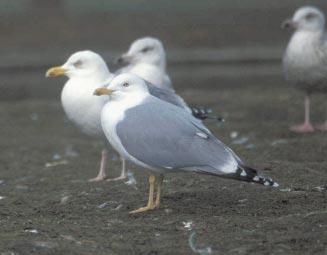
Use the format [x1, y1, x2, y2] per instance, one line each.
[155, 174, 164, 207]
[130, 174, 156, 214]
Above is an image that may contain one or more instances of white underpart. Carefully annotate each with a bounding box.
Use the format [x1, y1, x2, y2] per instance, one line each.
[61, 72, 113, 137]
[101, 92, 155, 170]
[283, 30, 327, 86]
[253, 176, 260, 181]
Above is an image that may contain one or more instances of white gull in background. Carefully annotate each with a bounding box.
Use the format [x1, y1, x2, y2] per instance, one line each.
[45, 51, 126, 182]
[94, 73, 278, 214]
[283, 6, 327, 133]
[115, 36, 217, 120]
[116, 37, 173, 90]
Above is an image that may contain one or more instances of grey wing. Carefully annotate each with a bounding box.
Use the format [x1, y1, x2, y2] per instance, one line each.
[116, 98, 238, 175]
[146, 82, 191, 113]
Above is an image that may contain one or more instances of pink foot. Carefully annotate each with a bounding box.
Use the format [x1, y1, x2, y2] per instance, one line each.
[290, 123, 315, 133]
[106, 174, 127, 182]
[88, 174, 107, 182]
[316, 123, 327, 132]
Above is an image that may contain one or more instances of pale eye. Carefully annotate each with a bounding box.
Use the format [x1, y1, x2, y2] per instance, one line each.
[73, 60, 83, 68]
[122, 82, 129, 87]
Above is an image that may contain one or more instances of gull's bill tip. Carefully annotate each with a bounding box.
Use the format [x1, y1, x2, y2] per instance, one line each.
[93, 87, 115, 96]
[45, 66, 67, 78]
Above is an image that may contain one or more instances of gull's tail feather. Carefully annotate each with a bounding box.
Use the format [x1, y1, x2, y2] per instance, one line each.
[232, 165, 279, 187]
[191, 106, 224, 122]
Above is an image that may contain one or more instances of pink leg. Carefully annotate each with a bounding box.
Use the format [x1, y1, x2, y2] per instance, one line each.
[88, 149, 108, 182]
[290, 94, 315, 133]
[106, 157, 127, 182]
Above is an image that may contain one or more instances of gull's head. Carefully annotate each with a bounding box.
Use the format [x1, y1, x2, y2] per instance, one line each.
[116, 37, 166, 68]
[46, 50, 109, 79]
[93, 73, 149, 99]
[282, 6, 325, 32]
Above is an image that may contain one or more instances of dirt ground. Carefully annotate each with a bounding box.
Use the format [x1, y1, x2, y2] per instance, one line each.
[0, 80, 326, 255]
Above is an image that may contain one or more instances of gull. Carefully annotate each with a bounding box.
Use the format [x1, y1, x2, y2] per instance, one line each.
[45, 51, 217, 182]
[115, 36, 218, 120]
[116, 37, 173, 90]
[94, 73, 278, 214]
[282, 6, 327, 133]
[45, 50, 127, 182]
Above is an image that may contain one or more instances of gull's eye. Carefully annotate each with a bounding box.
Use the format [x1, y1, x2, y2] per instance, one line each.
[305, 13, 316, 20]
[73, 60, 83, 68]
[122, 82, 129, 87]
[141, 47, 152, 53]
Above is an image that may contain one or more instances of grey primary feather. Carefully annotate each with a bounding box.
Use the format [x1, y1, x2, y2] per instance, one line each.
[116, 96, 238, 176]
[146, 82, 190, 111]
[146, 82, 222, 121]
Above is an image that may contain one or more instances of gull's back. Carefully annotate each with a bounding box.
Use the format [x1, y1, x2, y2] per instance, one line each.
[116, 96, 238, 175]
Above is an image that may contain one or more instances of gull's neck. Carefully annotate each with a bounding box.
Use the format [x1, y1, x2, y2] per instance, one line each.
[69, 69, 113, 85]
[135, 58, 166, 71]
[110, 91, 149, 111]
[293, 28, 325, 42]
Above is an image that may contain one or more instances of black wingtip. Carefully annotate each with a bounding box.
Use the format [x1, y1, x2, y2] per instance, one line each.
[191, 106, 224, 122]
[235, 165, 279, 187]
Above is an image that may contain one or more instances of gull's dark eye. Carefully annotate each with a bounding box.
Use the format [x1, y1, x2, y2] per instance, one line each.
[305, 13, 316, 20]
[123, 82, 129, 87]
[73, 60, 83, 68]
[141, 47, 152, 53]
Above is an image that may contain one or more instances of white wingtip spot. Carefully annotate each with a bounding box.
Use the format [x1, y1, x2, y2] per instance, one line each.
[272, 182, 279, 188]
[196, 132, 208, 139]
[264, 181, 270, 186]
[240, 170, 247, 177]
[253, 176, 260, 181]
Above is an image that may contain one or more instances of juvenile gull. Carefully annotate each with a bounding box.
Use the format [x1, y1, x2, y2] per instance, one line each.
[45, 50, 126, 182]
[94, 73, 278, 214]
[283, 6, 327, 133]
[116, 37, 173, 90]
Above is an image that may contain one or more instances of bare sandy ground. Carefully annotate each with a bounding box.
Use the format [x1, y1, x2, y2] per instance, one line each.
[0, 82, 326, 254]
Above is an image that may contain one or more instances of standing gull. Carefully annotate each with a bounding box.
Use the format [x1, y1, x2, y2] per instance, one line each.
[45, 50, 127, 182]
[116, 37, 173, 90]
[94, 73, 278, 214]
[46, 50, 216, 182]
[283, 6, 327, 133]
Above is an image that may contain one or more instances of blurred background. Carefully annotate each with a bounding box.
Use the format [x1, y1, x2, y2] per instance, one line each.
[1, 0, 327, 100]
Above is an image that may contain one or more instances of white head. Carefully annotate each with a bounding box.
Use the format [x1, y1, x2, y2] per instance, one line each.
[93, 73, 150, 100]
[46, 50, 110, 79]
[117, 37, 166, 68]
[282, 6, 325, 32]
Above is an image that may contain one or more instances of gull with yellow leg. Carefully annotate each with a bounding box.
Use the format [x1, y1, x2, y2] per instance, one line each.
[45, 50, 217, 183]
[94, 73, 279, 214]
